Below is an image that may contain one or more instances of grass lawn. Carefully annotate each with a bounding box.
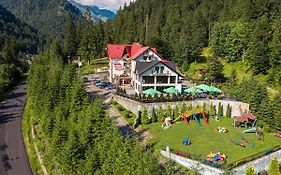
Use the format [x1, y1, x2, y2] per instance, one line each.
[145, 117, 281, 165]
[111, 101, 136, 126]
[80, 59, 108, 75]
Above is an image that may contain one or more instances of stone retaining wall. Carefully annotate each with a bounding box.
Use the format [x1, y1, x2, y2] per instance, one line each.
[112, 95, 250, 117]
[161, 149, 281, 175]
[161, 150, 225, 175]
[231, 149, 281, 175]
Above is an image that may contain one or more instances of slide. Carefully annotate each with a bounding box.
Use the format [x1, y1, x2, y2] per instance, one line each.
[230, 140, 245, 147]
[201, 112, 209, 125]
[243, 127, 256, 133]
[173, 115, 182, 123]
[192, 113, 202, 126]
[240, 135, 254, 148]
[182, 116, 190, 127]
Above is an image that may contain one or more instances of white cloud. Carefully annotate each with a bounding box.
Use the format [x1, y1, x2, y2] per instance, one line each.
[73, 0, 134, 12]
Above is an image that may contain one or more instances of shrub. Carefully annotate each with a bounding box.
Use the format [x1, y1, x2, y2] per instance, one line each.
[268, 157, 281, 175]
[117, 106, 125, 111]
[226, 104, 231, 118]
[125, 111, 132, 118]
[202, 102, 207, 112]
[173, 103, 179, 120]
[245, 166, 256, 175]
[166, 94, 171, 101]
[160, 94, 165, 102]
[218, 102, 223, 119]
[171, 94, 177, 101]
[188, 103, 193, 111]
[154, 95, 159, 102]
[181, 101, 186, 114]
[147, 94, 152, 103]
[151, 107, 157, 122]
[158, 106, 164, 122]
[167, 103, 172, 118]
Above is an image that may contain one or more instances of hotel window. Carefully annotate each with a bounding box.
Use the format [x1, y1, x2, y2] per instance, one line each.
[170, 76, 176, 83]
[156, 76, 168, 84]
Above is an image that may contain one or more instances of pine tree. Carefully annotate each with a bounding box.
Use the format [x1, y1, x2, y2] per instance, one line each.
[63, 13, 77, 57]
[78, 26, 98, 64]
[245, 166, 256, 175]
[218, 102, 223, 119]
[202, 102, 207, 112]
[158, 106, 164, 122]
[268, 157, 281, 175]
[142, 106, 149, 124]
[209, 102, 216, 118]
[173, 103, 179, 120]
[188, 103, 193, 111]
[167, 103, 172, 118]
[207, 58, 224, 82]
[226, 104, 231, 118]
[2, 37, 17, 64]
[181, 101, 187, 114]
[151, 107, 157, 123]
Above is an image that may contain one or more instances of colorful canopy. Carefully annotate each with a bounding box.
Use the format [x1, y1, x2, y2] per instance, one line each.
[143, 88, 161, 95]
[184, 87, 202, 94]
[196, 84, 211, 92]
[209, 86, 222, 93]
[163, 87, 178, 94]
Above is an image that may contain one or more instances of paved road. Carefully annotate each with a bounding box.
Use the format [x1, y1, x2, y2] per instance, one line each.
[82, 75, 135, 136]
[0, 82, 32, 175]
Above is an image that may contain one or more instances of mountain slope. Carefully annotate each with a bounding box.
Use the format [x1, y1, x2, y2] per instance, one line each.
[0, 4, 38, 52]
[68, 0, 115, 21]
[0, 0, 82, 42]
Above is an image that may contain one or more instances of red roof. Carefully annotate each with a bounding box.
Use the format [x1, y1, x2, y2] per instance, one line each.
[235, 113, 256, 122]
[131, 43, 143, 57]
[243, 113, 256, 120]
[161, 59, 171, 63]
[235, 116, 248, 122]
[107, 43, 166, 61]
[131, 47, 149, 60]
[107, 44, 127, 59]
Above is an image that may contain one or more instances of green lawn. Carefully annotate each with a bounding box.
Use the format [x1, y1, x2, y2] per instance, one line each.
[80, 59, 108, 75]
[145, 117, 281, 165]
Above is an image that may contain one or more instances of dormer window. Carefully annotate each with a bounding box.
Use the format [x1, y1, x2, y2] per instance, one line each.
[160, 66, 164, 73]
[155, 66, 159, 73]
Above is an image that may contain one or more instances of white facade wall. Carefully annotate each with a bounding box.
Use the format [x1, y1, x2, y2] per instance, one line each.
[109, 58, 125, 84]
[135, 62, 179, 93]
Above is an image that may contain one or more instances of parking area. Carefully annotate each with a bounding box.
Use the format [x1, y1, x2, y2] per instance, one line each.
[82, 74, 114, 102]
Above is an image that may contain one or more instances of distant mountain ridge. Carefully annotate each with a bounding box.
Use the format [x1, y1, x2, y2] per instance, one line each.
[68, 0, 115, 21]
[0, 0, 82, 43]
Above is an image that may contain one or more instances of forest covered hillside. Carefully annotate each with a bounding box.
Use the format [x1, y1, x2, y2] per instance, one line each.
[100, 0, 281, 87]
[0, 4, 38, 52]
[0, 0, 82, 43]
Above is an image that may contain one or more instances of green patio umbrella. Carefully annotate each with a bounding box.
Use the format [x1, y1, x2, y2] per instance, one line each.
[143, 88, 161, 95]
[209, 86, 222, 93]
[163, 87, 178, 94]
[184, 87, 202, 94]
[196, 84, 211, 92]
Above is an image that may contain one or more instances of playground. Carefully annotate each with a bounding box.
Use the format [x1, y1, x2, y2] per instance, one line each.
[145, 117, 281, 165]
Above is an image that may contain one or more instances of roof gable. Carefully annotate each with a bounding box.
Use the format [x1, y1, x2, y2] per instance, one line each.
[107, 44, 127, 59]
[136, 60, 178, 75]
[108, 43, 165, 61]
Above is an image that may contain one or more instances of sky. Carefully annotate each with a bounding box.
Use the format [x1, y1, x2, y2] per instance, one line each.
[73, 0, 134, 12]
